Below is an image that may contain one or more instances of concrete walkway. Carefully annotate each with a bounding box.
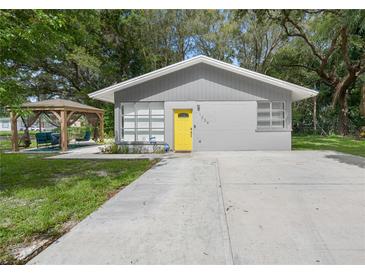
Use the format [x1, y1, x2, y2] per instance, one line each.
[29, 151, 365, 264]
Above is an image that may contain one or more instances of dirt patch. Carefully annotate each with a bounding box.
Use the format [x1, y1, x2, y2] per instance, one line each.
[60, 219, 78, 233]
[9, 219, 79, 264]
[107, 186, 126, 199]
[11, 239, 51, 261]
[0, 197, 28, 208]
[95, 170, 108, 177]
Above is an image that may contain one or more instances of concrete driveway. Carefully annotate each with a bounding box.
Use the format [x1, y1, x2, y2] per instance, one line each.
[29, 151, 365, 264]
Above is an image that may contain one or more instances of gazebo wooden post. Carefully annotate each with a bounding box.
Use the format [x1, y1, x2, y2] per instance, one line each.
[99, 112, 104, 143]
[60, 110, 68, 152]
[10, 111, 19, 152]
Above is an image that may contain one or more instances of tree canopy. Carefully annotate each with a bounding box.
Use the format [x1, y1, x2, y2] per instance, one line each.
[1, 10, 364, 135]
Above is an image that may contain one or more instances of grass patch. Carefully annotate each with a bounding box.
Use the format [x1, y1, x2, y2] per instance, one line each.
[0, 140, 37, 153]
[0, 140, 12, 152]
[0, 153, 157, 264]
[0, 131, 37, 137]
[292, 135, 365, 157]
[0, 138, 37, 152]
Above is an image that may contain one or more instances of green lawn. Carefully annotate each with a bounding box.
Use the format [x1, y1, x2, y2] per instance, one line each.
[0, 153, 157, 264]
[292, 135, 365, 157]
[0, 140, 12, 151]
[0, 139, 36, 152]
[0, 131, 37, 137]
[0, 131, 37, 152]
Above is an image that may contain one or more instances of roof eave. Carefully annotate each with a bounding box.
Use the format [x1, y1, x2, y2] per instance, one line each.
[291, 87, 318, 102]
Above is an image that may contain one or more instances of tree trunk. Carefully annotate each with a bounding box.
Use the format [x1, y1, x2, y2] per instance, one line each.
[11, 111, 19, 152]
[360, 84, 365, 117]
[313, 96, 317, 133]
[179, 37, 185, 61]
[333, 72, 356, 136]
[338, 92, 349, 136]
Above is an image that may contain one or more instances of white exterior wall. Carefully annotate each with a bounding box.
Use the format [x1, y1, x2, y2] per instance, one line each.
[164, 101, 291, 151]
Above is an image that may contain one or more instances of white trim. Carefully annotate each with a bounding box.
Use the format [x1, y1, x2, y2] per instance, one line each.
[88, 55, 318, 103]
[255, 128, 292, 132]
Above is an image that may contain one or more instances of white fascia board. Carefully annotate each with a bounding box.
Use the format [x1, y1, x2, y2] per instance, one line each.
[88, 55, 318, 103]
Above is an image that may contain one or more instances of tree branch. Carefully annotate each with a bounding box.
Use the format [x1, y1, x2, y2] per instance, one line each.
[340, 26, 353, 72]
[356, 65, 365, 76]
[281, 11, 324, 61]
[280, 63, 317, 72]
[281, 10, 342, 87]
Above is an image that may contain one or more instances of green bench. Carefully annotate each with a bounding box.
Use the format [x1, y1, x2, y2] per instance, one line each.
[76, 131, 91, 142]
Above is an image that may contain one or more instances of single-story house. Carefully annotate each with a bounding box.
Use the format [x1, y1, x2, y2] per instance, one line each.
[89, 55, 318, 151]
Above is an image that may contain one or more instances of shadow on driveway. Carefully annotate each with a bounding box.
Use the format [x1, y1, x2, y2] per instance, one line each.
[325, 154, 365, 169]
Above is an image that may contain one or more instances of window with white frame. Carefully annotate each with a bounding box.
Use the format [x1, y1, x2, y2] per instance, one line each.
[121, 102, 164, 142]
[257, 101, 285, 129]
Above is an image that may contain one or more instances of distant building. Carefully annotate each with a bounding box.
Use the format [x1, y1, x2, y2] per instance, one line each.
[0, 116, 56, 131]
[0, 117, 23, 131]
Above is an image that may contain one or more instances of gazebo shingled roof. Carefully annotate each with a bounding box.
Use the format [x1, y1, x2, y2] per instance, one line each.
[21, 99, 104, 112]
[9, 99, 104, 152]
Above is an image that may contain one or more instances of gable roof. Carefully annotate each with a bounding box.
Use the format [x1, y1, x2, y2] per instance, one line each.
[88, 55, 318, 103]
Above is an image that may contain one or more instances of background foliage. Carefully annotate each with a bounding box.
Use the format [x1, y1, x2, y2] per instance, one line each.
[1, 10, 364, 135]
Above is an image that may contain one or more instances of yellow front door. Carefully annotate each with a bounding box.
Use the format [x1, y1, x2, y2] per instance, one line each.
[174, 109, 193, 151]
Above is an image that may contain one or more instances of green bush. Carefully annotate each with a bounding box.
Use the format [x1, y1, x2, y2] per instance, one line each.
[100, 144, 166, 154]
[101, 143, 123, 154]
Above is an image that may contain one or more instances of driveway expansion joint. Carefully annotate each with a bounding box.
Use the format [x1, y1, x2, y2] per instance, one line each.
[215, 158, 234, 265]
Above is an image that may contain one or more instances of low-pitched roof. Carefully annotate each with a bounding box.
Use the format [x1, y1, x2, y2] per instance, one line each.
[21, 99, 104, 112]
[88, 55, 318, 103]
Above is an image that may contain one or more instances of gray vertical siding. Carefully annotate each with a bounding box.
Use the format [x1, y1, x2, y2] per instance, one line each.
[164, 101, 291, 151]
[114, 63, 291, 102]
[114, 62, 293, 151]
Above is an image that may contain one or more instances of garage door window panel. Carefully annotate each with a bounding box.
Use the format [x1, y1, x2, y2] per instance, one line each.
[121, 102, 164, 142]
[257, 101, 286, 129]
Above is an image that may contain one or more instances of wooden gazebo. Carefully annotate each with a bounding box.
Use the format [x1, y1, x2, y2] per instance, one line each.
[10, 99, 104, 152]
